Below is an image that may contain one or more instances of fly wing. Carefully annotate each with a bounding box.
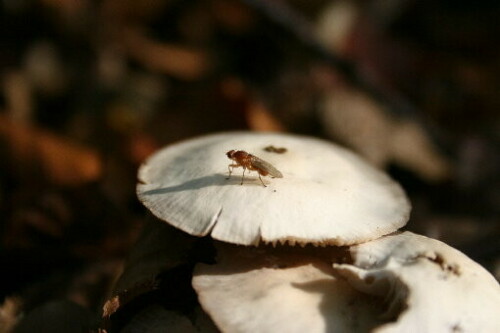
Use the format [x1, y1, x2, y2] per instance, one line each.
[251, 155, 283, 178]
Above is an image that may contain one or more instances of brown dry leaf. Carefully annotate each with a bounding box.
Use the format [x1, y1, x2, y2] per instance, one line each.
[391, 120, 451, 181]
[3, 71, 33, 124]
[121, 28, 210, 81]
[0, 114, 101, 186]
[102, 218, 207, 331]
[66, 260, 124, 311]
[0, 297, 22, 333]
[103, 296, 120, 318]
[100, 0, 170, 23]
[315, 0, 359, 56]
[321, 86, 392, 166]
[128, 132, 160, 165]
[102, 218, 197, 322]
[111, 219, 196, 295]
[212, 0, 256, 32]
[320, 86, 451, 182]
[246, 101, 286, 132]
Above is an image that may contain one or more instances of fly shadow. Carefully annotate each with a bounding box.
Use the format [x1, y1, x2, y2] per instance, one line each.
[141, 173, 264, 196]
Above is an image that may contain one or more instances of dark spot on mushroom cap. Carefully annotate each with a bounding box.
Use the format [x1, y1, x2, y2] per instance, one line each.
[263, 145, 287, 154]
[423, 253, 461, 276]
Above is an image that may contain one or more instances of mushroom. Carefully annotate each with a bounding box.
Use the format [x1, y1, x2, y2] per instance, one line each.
[193, 242, 385, 333]
[334, 232, 500, 332]
[193, 232, 500, 333]
[137, 132, 410, 246]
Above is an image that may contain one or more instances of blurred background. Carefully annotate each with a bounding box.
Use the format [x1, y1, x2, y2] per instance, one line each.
[0, 0, 498, 331]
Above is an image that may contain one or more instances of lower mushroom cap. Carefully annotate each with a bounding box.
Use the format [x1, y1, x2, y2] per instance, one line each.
[193, 243, 386, 333]
[137, 132, 410, 246]
[193, 232, 500, 333]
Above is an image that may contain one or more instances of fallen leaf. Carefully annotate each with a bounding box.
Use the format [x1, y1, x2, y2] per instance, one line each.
[0, 114, 102, 186]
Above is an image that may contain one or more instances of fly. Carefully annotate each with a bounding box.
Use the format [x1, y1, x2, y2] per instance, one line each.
[226, 150, 283, 187]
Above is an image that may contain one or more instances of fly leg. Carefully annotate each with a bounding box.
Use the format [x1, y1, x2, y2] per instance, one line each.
[240, 168, 246, 185]
[227, 164, 238, 180]
[258, 173, 267, 187]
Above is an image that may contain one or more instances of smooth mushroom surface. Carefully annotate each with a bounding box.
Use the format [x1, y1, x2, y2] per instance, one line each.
[334, 232, 500, 332]
[137, 132, 410, 246]
[193, 243, 386, 333]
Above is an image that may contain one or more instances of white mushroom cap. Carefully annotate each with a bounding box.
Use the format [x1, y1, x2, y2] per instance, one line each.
[193, 243, 384, 333]
[334, 232, 500, 332]
[193, 234, 500, 333]
[137, 132, 410, 246]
